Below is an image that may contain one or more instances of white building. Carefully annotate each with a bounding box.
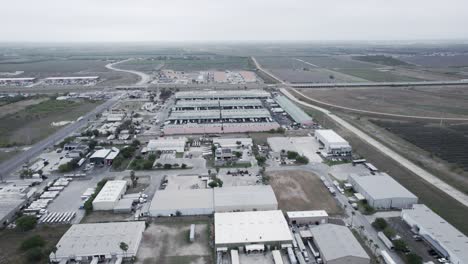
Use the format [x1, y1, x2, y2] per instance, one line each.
[286, 210, 329, 225]
[315, 129, 352, 156]
[214, 186, 278, 212]
[50, 221, 145, 263]
[149, 189, 214, 216]
[92, 180, 127, 211]
[147, 137, 187, 153]
[348, 174, 418, 209]
[402, 204, 468, 264]
[310, 224, 370, 264]
[213, 138, 253, 149]
[215, 210, 293, 251]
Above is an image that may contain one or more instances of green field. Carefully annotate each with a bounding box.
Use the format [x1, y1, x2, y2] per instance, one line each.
[0, 98, 102, 147]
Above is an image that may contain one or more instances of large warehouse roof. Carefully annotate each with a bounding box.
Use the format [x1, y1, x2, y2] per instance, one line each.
[349, 174, 417, 200]
[287, 210, 328, 219]
[175, 99, 263, 108]
[275, 95, 312, 124]
[215, 210, 292, 245]
[52, 222, 145, 260]
[214, 185, 278, 211]
[402, 204, 468, 264]
[147, 137, 187, 152]
[93, 180, 127, 203]
[149, 189, 214, 215]
[175, 90, 270, 99]
[310, 224, 369, 262]
[169, 109, 272, 120]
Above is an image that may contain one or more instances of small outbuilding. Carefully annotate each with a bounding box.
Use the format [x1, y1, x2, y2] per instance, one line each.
[92, 180, 127, 211]
[286, 210, 329, 225]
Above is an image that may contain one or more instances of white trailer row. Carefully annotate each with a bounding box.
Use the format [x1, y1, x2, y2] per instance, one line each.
[39, 211, 75, 224]
[378, 232, 395, 250]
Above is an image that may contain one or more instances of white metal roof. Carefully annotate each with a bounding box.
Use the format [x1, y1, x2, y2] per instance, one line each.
[0, 77, 36, 81]
[93, 180, 127, 203]
[315, 129, 349, 144]
[286, 210, 328, 219]
[213, 138, 253, 148]
[52, 222, 145, 259]
[90, 149, 111, 159]
[402, 204, 468, 263]
[175, 90, 270, 99]
[45, 76, 99, 80]
[147, 137, 187, 152]
[275, 95, 312, 124]
[149, 189, 214, 213]
[349, 174, 417, 200]
[215, 210, 293, 245]
[310, 224, 369, 262]
[214, 186, 278, 210]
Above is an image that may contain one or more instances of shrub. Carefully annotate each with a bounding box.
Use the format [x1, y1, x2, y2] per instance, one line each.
[26, 247, 44, 262]
[20, 235, 46, 251]
[16, 215, 37, 231]
[163, 164, 172, 169]
[393, 239, 408, 252]
[287, 151, 299, 159]
[295, 155, 309, 164]
[406, 253, 423, 264]
[372, 218, 388, 230]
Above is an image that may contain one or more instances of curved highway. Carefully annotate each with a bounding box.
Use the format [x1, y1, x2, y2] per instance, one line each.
[105, 59, 151, 86]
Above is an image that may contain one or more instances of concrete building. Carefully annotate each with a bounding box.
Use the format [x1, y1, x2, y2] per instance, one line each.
[310, 224, 370, 264]
[286, 210, 328, 225]
[146, 137, 187, 153]
[274, 95, 313, 125]
[213, 138, 253, 149]
[315, 129, 352, 156]
[214, 186, 278, 212]
[348, 174, 418, 209]
[401, 204, 468, 264]
[0, 77, 36, 86]
[0, 185, 27, 228]
[215, 210, 293, 251]
[149, 189, 214, 216]
[175, 90, 270, 100]
[92, 180, 127, 211]
[89, 148, 120, 165]
[50, 221, 145, 263]
[174, 99, 263, 111]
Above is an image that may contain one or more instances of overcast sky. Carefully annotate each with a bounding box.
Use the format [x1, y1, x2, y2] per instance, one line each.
[1, 0, 467, 42]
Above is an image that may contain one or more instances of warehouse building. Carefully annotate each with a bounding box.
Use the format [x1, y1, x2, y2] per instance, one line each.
[43, 76, 99, 85]
[286, 210, 329, 225]
[215, 210, 293, 251]
[50, 221, 145, 263]
[214, 186, 278, 212]
[310, 224, 370, 264]
[274, 95, 313, 125]
[0, 77, 36, 86]
[315, 129, 352, 156]
[92, 180, 127, 211]
[146, 137, 187, 153]
[149, 189, 214, 216]
[0, 185, 27, 228]
[89, 148, 120, 165]
[213, 138, 253, 149]
[175, 90, 270, 100]
[173, 99, 263, 111]
[348, 174, 418, 209]
[401, 204, 468, 264]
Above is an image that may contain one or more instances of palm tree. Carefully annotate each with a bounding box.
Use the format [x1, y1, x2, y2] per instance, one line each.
[119, 242, 129, 259]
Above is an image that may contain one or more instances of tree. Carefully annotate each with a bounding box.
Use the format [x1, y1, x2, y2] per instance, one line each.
[92, 129, 100, 137]
[16, 215, 37, 231]
[20, 169, 34, 179]
[295, 155, 309, 164]
[132, 139, 140, 147]
[88, 139, 98, 150]
[383, 227, 396, 239]
[119, 242, 129, 258]
[175, 210, 182, 217]
[287, 151, 299, 159]
[181, 163, 187, 169]
[20, 235, 46, 250]
[163, 163, 172, 169]
[130, 171, 138, 187]
[406, 253, 423, 264]
[155, 163, 163, 169]
[372, 218, 388, 231]
[26, 247, 44, 262]
[234, 151, 242, 159]
[393, 239, 408, 252]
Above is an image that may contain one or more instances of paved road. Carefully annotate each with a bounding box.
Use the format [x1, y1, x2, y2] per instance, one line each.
[281, 88, 468, 208]
[250, 56, 285, 84]
[105, 59, 151, 86]
[0, 96, 120, 181]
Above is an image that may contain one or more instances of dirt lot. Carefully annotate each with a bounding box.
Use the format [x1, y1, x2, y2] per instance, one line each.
[298, 86, 468, 118]
[136, 220, 212, 264]
[0, 97, 48, 118]
[0, 225, 70, 264]
[267, 170, 342, 215]
[0, 98, 102, 147]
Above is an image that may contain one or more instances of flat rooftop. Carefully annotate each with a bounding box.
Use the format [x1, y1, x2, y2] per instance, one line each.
[93, 180, 127, 203]
[53, 222, 145, 259]
[402, 204, 468, 263]
[275, 95, 312, 124]
[45, 76, 99, 80]
[175, 90, 270, 99]
[310, 224, 369, 262]
[175, 99, 263, 108]
[169, 109, 272, 120]
[215, 210, 292, 245]
[315, 129, 348, 144]
[149, 189, 214, 214]
[287, 210, 328, 218]
[214, 186, 278, 211]
[349, 174, 417, 200]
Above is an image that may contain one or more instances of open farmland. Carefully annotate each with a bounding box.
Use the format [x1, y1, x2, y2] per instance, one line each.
[0, 98, 102, 147]
[267, 170, 342, 215]
[400, 55, 468, 67]
[370, 120, 468, 171]
[297, 86, 468, 118]
[120, 56, 252, 72]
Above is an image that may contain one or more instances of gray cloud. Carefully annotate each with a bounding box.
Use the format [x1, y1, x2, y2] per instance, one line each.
[0, 0, 467, 42]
